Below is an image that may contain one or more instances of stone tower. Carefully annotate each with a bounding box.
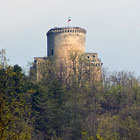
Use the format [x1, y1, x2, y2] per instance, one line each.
[30, 27, 103, 82]
[47, 27, 86, 60]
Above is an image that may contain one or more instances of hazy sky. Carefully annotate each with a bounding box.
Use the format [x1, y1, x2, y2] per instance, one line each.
[0, 0, 140, 75]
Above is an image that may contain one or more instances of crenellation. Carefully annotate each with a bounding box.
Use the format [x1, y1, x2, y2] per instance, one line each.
[47, 27, 86, 35]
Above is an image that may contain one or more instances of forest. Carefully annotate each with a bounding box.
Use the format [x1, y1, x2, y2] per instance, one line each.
[0, 49, 140, 140]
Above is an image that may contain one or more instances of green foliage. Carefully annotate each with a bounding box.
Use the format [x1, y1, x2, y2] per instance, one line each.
[97, 115, 120, 140]
[31, 56, 140, 140]
[0, 50, 33, 140]
[82, 130, 104, 140]
[31, 78, 67, 139]
[1, 49, 140, 140]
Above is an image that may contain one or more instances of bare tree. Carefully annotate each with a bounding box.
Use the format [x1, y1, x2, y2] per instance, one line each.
[0, 49, 9, 68]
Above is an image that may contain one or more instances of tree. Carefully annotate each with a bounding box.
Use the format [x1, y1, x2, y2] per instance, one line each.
[0, 62, 33, 139]
[0, 49, 9, 68]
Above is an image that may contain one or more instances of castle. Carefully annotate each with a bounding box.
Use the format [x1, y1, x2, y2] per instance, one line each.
[30, 27, 103, 82]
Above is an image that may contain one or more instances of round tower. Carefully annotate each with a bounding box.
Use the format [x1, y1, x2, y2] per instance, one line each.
[46, 27, 86, 60]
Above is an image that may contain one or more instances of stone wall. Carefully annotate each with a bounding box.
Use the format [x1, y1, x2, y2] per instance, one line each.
[85, 53, 103, 81]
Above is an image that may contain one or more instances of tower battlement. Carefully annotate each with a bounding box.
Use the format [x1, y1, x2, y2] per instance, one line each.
[47, 27, 86, 35]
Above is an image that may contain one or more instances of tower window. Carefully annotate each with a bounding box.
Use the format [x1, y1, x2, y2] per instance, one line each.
[51, 49, 54, 56]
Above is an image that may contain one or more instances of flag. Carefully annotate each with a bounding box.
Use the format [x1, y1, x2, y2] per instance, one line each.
[68, 17, 71, 22]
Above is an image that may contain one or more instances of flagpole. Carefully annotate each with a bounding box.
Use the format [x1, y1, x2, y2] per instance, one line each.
[68, 17, 71, 28]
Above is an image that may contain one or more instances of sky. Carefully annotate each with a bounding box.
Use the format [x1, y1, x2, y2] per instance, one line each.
[0, 0, 140, 75]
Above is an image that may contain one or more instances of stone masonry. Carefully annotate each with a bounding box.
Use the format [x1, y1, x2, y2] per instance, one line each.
[30, 27, 103, 82]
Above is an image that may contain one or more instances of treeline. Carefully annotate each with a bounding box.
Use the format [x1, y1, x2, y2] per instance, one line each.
[0, 49, 140, 140]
